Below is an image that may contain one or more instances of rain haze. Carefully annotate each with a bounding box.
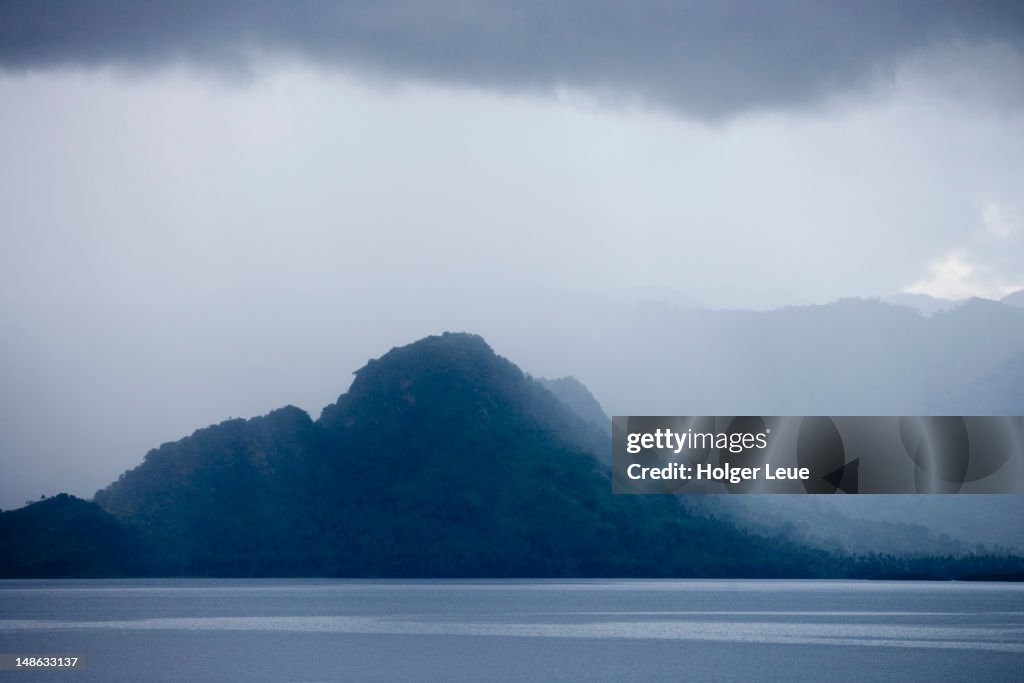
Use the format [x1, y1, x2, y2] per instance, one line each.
[1, 1, 1024, 509]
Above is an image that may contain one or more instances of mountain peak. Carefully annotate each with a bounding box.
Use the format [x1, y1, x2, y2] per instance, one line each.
[356, 332, 496, 378]
[319, 332, 521, 426]
[351, 332, 501, 388]
[317, 332, 610, 459]
[1002, 289, 1024, 308]
[362, 332, 493, 368]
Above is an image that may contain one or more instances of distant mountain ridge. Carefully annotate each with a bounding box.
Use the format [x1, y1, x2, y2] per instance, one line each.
[547, 296, 1024, 416]
[884, 292, 959, 315]
[1003, 289, 1024, 308]
[2, 332, 1022, 579]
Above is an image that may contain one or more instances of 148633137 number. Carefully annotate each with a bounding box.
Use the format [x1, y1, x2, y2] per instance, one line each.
[15, 656, 80, 668]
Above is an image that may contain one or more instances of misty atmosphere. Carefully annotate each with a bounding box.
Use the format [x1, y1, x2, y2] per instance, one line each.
[4, 6, 1024, 682]
[2, 3, 1024, 558]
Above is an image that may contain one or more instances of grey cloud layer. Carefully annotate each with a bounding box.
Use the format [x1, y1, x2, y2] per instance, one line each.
[2, 1, 1022, 117]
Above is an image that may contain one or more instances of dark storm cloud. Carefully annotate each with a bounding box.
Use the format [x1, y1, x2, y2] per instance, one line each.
[1, 1, 1022, 118]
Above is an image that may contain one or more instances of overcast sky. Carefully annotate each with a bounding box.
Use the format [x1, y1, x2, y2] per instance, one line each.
[1, 2, 1023, 507]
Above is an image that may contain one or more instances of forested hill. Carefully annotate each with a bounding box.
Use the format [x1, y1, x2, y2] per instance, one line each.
[2, 333, 823, 577]
[2, 332, 1022, 579]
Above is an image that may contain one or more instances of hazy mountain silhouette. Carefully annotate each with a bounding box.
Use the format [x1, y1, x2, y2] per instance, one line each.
[523, 296, 1024, 416]
[2, 330, 1022, 579]
[511, 297, 1024, 555]
[693, 495, 1024, 555]
[884, 292, 959, 315]
[2, 333, 830, 577]
[537, 376, 611, 436]
[1003, 289, 1024, 308]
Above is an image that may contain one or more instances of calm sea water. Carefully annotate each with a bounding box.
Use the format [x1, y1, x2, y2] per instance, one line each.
[1, 579, 1022, 682]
